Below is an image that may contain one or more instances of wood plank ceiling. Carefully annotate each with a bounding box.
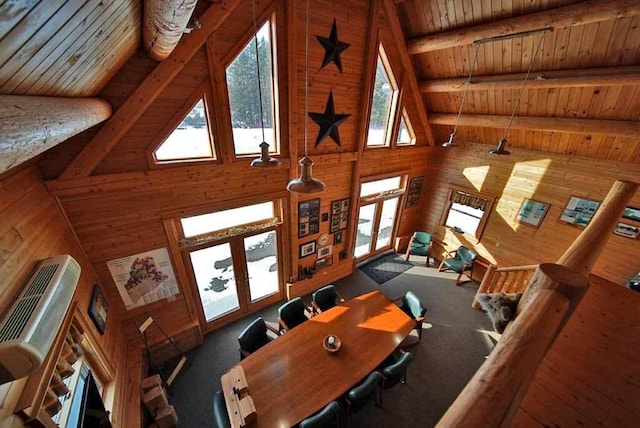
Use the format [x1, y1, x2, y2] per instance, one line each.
[396, 0, 640, 163]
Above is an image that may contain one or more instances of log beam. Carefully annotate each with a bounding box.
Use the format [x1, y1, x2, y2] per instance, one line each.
[0, 95, 112, 175]
[428, 113, 640, 138]
[143, 0, 198, 61]
[407, 0, 640, 54]
[59, 0, 243, 179]
[420, 66, 640, 93]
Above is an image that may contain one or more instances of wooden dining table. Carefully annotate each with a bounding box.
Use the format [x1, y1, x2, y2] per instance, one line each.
[220, 290, 415, 427]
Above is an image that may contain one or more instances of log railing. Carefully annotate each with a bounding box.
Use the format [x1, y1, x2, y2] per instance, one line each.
[472, 264, 538, 309]
[438, 180, 638, 427]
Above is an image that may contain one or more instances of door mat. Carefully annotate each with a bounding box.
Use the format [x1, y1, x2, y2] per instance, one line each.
[359, 254, 414, 284]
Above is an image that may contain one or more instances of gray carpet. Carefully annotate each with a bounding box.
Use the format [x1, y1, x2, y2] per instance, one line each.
[169, 257, 494, 427]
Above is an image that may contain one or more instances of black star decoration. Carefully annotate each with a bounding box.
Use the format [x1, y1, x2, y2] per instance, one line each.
[316, 19, 350, 72]
[309, 91, 351, 147]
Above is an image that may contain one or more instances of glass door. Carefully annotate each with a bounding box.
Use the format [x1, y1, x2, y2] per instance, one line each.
[355, 204, 376, 258]
[375, 197, 399, 250]
[243, 230, 279, 302]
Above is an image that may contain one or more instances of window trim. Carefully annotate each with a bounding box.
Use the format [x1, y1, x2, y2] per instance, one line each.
[365, 43, 400, 148]
[224, 13, 281, 158]
[441, 187, 496, 241]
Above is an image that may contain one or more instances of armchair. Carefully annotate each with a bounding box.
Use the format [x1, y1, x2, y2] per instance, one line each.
[393, 291, 426, 342]
[311, 284, 345, 314]
[237, 316, 279, 360]
[212, 390, 231, 428]
[378, 350, 414, 405]
[404, 231, 433, 265]
[344, 371, 382, 425]
[299, 400, 340, 428]
[277, 297, 312, 333]
[438, 245, 478, 286]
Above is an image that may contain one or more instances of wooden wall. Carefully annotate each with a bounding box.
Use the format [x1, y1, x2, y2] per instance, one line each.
[419, 142, 640, 284]
[0, 165, 137, 426]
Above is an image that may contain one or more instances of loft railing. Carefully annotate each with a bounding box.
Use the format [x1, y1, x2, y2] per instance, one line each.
[472, 264, 538, 309]
[438, 180, 638, 427]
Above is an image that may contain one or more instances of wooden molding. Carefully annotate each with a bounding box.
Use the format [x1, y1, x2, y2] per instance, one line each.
[428, 113, 640, 138]
[59, 0, 244, 179]
[0, 95, 112, 175]
[407, 0, 640, 54]
[420, 66, 640, 92]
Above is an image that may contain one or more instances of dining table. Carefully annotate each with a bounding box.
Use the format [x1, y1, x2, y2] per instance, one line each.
[220, 290, 415, 427]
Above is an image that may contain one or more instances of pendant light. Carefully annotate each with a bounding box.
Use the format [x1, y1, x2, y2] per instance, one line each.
[287, 0, 326, 193]
[250, 0, 280, 168]
[489, 31, 547, 155]
[443, 44, 479, 147]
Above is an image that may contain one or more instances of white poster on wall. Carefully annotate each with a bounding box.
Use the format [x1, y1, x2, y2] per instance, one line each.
[107, 247, 179, 310]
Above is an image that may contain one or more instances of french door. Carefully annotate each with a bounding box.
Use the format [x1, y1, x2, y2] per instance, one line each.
[354, 175, 405, 261]
[178, 201, 283, 330]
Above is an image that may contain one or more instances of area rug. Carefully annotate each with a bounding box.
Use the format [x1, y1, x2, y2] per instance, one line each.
[359, 253, 414, 284]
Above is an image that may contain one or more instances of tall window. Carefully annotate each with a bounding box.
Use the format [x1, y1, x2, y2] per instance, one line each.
[443, 189, 494, 239]
[366, 44, 398, 147]
[396, 109, 416, 145]
[154, 98, 216, 163]
[226, 19, 278, 156]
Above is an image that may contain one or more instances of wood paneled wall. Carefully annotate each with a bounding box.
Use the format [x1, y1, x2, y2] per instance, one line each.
[0, 166, 137, 426]
[419, 142, 639, 284]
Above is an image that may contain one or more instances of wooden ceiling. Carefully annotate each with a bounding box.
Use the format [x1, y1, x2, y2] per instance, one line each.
[397, 0, 640, 163]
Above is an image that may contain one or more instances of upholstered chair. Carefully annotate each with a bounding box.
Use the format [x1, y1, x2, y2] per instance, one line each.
[379, 351, 414, 405]
[277, 297, 311, 333]
[404, 231, 433, 265]
[344, 371, 382, 426]
[212, 390, 231, 428]
[311, 284, 345, 314]
[438, 245, 478, 285]
[393, 291, 427, 342]
[298, 400, 340, 428]
[237, 317, 279, 360]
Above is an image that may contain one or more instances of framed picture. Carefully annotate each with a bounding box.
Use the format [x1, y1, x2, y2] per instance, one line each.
[299, 198, 321, 238]
[560, 196, 601, 228]
[333, 231, 343, 245]
[614, 222, 640, 239]
[405, 176, 424, 208]
[88, 284, 108, 335]
[322, 213, 329, 222]
[315, 258, 327, 270]
[515, 198, 550, 228]
[299, 240, 316, 258]
[622, 206, 640, 223]
[318, 245, 333, 258]
[330, 198, 350, 233]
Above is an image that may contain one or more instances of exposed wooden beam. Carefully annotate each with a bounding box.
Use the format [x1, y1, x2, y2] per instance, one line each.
[407, 0, 640, 54]
[428, 113, 640, 138]
[420, 66, 640, 92]
[143, 0, 198, 61]
[0, 95, 112, 175]
[59, 0, 243, 180]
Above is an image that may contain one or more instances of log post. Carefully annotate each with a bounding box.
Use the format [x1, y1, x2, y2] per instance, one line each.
[143, 0, 198, 61]
[0, 95, 112, 175]
[557, 180, 639, 275]
[438, 263, 589, 427]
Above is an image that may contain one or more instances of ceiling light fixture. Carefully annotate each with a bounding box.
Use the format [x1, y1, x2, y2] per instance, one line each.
[443, 44, 480, 148]
[489, 30, 548, 155]
[286, 0, 326, 193]
[250, 0, 280, 168]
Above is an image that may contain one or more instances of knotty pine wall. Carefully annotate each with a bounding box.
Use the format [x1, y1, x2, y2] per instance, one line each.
[40, 0, 433, 356]
[419, 142, 640, 285]
[0, 166, 137, 427]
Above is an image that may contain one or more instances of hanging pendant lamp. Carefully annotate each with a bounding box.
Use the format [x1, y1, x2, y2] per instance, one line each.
[443, 44, 479, 148]
[287, 0, 326, 193]
[489, 31, 547, 155]
[250, 0, 280, 168]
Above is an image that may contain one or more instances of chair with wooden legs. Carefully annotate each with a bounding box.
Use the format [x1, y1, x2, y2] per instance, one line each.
[311, 284, 345, 315]
[237, 316, 280, 360]
[404, 231, 433, 266]
[438, 245, 478, 286]
[392, 291, 427, 343]
[277, 297, 312, 333]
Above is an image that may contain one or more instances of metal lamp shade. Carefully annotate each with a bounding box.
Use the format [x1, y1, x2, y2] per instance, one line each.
[250, 142, 280, 168]
[286, 156, 326, 193]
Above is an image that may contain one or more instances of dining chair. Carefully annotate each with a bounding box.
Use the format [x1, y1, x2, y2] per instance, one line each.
[212, 390, 231, 428]
[298, 400, 340, 428]
[404, 231, 433, 266]
[438, 245, 478, 286]
[277, 297, 311, 333]
[393, 291, 427, 342]
[344, 371, 382, 426]
[311, 284, 345, 314]
[237, 316, 279, 360]
[378, 351, 414, 406]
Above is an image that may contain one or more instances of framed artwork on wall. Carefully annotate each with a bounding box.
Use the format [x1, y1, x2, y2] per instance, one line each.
[614, 222, 640, 239]
[318, 245, 333, 258]
[515, 198, 550, 228]
[559, 196, 600, 228]
[299, 198, 321, 238]
[88, 284, 108, 335]
[405, 176, 424, 208]
[622, 206, 640, 223]
[330, 198, 350, 233]
[299, 240, 317, 258]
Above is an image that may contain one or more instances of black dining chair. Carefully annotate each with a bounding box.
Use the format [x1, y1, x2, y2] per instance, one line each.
[298, 400, 340, 428]
[344, 371, 382, 426]
[378, 351, 414, 406]
[311, 284, 345, 314]
[213, 390, 231, 428]
[277, 297, 312, 333]
[393, 291, 427, 342]
[237, 316, 279, 360]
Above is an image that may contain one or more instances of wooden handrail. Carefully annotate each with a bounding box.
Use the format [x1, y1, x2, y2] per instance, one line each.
[438, 264, 589, 427]
[472, 264, 538, 309]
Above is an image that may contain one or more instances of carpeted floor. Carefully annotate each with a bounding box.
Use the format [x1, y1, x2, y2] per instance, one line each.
[168, 256, 495, 427]
[358, 253, 414, 284]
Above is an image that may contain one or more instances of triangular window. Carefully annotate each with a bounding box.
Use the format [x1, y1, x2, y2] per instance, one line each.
[366, 44, 398, 147]
[396, 109, 416, 145]
[154, 98, 215, 162]
[226, 19, 278, 156]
